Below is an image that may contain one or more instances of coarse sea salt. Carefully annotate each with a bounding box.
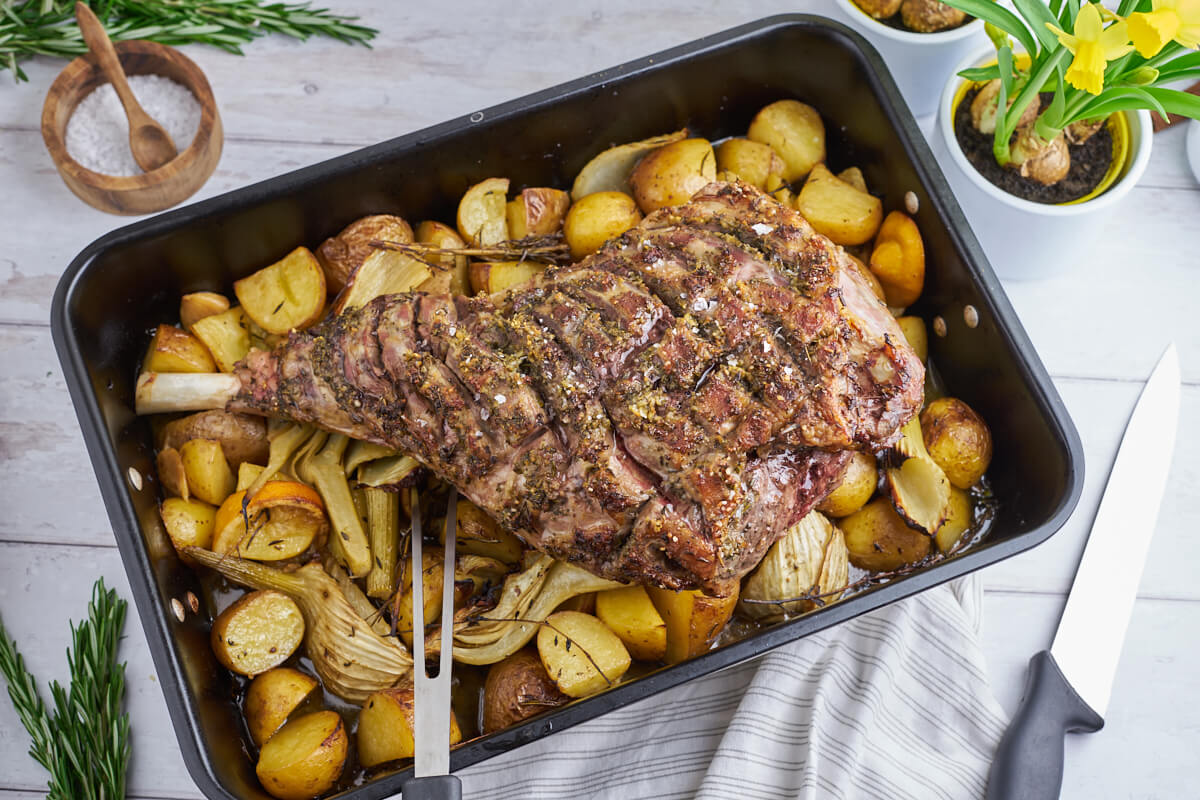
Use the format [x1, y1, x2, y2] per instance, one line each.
[65, 74, 201, 176]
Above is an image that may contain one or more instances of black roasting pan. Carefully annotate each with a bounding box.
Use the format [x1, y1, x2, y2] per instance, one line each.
[51, 14, 1084, 800]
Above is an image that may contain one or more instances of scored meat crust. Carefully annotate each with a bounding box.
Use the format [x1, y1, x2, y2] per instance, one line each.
[231, 181, 924, 594]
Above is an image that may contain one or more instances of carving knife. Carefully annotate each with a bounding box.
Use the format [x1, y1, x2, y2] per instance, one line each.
[986, 343, 1180, 799]
[400, 487, 462, 800]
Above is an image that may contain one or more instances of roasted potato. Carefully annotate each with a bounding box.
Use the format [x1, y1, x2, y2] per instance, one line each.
[571, 129, 688, 200]
[234, 247, 327, 335]
[446, 500, 525, 566]
[852, 0, 903, 18]
[715, 138, 786, 191]
[839, 497, 932, 572]
[160, 410, 269, 470]
[895, 316, 928, 362]
[538, 610, 631, 697]
[315, 214, 414, 295]
[159, 497, 215, 558]
[816, 451, 878, 518]
[212, 590, 305, 677]
[457, 177, 510, 246]
[394, 550, 444, 649]
[563, 191, 642, 259]
[255, 710, 347, 800]
[935, 487, 973, 553]
[212, 481, 327, 561]
[837, 166, 869, 193]
[415, 220, 470, 296]
[795, 163, 883, 246]
[507, 187, 570, 238]
[143, 324, 216, 374]
[870, 211, 925, 308]
[156, 446, 189, 499]
[244, 667, 320, 747]
[646, 585, 739, 665]
[180, 291, 230, 331]
[901, 0, 967, 32]
[358, 680, 462, 766]
[594, 585, 667, 662]
[179, 438, 235, 506]
[190, 307, 251, 373]
[482, 648, 569, 734]
[920, 397, 993, 489]
[764, 173, 795, 207]
[629, 137, 716, 213]
[469, 260, 547, 296]
[748, 100, 826, 182]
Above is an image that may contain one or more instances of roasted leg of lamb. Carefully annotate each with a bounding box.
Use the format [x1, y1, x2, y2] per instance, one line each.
[139, 181, 924, 594]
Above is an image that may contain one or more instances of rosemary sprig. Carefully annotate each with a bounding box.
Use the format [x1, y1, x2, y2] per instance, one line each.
[370, 234, 574, 268]
[0, 578, 130, 800]
[1, 0, 377, 82]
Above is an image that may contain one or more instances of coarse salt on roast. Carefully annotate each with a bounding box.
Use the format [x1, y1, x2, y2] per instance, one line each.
[65, 74, 201, 176]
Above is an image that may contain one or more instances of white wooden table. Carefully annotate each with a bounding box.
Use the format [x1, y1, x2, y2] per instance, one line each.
[1, 3, 1196, 798]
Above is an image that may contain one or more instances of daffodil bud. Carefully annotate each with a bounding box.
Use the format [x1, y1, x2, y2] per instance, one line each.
[985, 21, 1010, 50]
[1128, 66, 1161, 86]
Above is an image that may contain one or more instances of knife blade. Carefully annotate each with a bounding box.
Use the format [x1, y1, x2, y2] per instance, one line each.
[401, 487, 462, 800]
[986, 343, 1180, 800]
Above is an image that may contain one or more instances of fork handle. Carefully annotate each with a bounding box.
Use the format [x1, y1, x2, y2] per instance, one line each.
[401, 775, 462, 799]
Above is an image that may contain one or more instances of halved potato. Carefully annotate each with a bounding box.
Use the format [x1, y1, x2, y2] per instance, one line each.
[895, 316, 928, 362]
[457, 177, 510, 246]
[180, 291, 230, 331]
[537, 610, 631, 697]
[482, 649, 569, 734]
[156, 446, 189, 499]
[179, 438, 235, 506]
[358, 681, 462, 767]
[838, 166, 869, 193]
[646, 585, 739, 665]
[816, 450, 878, 518]
[394, 550, 444, 649]
[748, 100, 826, 182]
[571, 129, 688, 200]
[255, 710, 347, 800]
[212, 481, 327, 560]
[244, 667, 320, 747]
[795, 163, 883, 246]
[234, 247, 327, 335]
[563, 191, 642, 260]
[144, 324, 216, 374]
[315, 214, 414, 295]
[415, 220, 470, 296]
[445, 500, 525, 566]
[190, 307, 251, 373]
[870, 211, 926, 308]
[160, 410, 269, 470]
[507, 187, 570, 238]
[594, 585, 667, 662]
[715, 138, 787, 190]
[839, 497, 932, 572]
[935, 486, 973, 553]
[629, 137, 716, 213]
[212, 590, 305, 677]
[469, 260, 547, 296]
[160, 497, 215, 557]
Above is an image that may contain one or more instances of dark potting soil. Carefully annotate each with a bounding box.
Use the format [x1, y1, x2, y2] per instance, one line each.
[953, 88, 1113, 204]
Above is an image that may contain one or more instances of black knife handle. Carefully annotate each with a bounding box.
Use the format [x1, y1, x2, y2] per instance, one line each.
[401, 774, 462, 800]
[986, 650, 1104, 800]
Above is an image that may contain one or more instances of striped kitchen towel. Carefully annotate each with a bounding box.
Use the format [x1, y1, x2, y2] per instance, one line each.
[458, 575, 1007, 800]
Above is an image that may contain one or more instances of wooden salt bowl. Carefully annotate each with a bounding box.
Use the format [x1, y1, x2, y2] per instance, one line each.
[41, 40, 222, 215]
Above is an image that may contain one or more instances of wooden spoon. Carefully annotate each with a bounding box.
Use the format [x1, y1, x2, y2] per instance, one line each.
[74, 2, 178, 172]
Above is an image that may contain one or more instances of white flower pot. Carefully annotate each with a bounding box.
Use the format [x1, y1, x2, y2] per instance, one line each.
[832, 0, 986, 117]
[929, 47, 1154, 281]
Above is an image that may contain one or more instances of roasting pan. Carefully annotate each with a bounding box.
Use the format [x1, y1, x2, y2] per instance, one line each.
[51, 14, 1084, 800]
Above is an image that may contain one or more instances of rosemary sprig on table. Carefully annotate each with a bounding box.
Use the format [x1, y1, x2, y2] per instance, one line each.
[0, 578, 130, 800]
[1, 0, 378, 82]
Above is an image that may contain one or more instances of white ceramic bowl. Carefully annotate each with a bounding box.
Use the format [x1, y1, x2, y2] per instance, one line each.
[832, 0, 986, 117]
[929, 47, 1153, 281]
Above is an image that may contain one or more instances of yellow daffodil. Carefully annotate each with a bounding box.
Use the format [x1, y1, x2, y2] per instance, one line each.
[1047, 4, 1135, 95]
[1128, 0, 1200, 57]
